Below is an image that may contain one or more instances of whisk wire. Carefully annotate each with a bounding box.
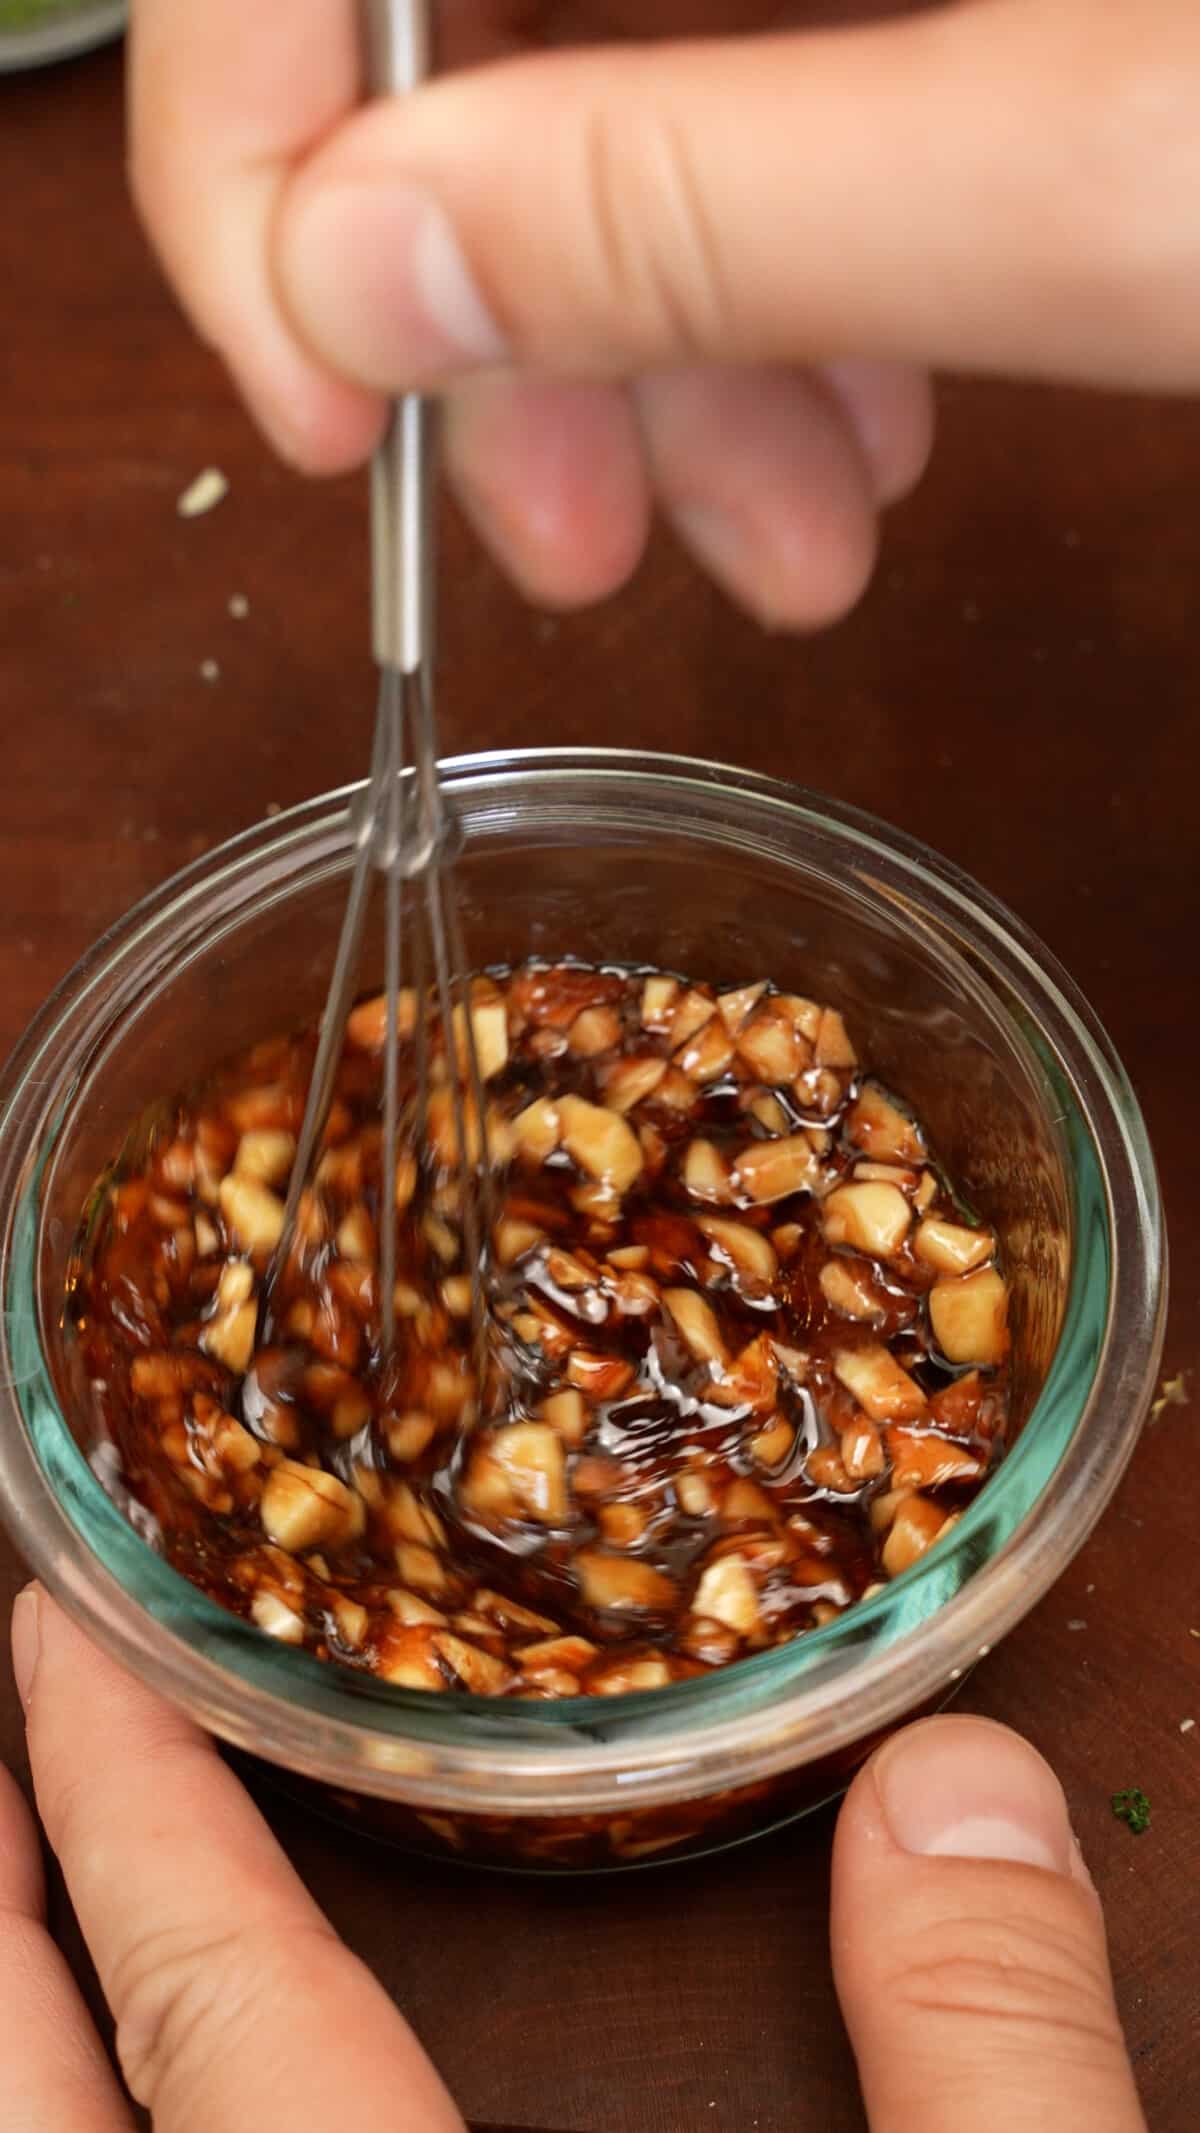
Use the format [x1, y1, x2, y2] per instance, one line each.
[269, 693, 391, 1288]
[267, 662, 493, 1371]
[416, 688, 491, 1382]
[378, 667, 406, 1355]
[442, 836, 496, 1254]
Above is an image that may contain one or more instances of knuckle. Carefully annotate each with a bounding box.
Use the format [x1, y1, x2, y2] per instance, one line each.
[890, 1899, 1126, 2067]
[570, 84, 731, 360]
[110, 1917, 238, 2104]
[111, 1913, 335, 2111]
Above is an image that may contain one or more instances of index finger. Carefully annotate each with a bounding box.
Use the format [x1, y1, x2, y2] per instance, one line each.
[16, 1586, 465, 2133]
[128, 0, 383, 469]
[126, 0, 791, 472]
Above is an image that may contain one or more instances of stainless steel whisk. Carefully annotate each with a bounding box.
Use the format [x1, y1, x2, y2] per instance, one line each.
[269, 0, 492, 1369]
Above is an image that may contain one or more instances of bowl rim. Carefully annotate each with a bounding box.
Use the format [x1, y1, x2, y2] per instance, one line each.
[0, 1, 125, 71]
[0, 748, 1166, 1813]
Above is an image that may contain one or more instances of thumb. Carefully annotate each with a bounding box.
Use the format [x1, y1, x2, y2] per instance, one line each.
[274, 0, 1200, 398]
[831, 1716, 1147, 2133]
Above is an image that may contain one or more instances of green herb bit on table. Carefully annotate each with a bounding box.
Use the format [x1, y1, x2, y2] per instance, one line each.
[1111, 1788, 1151, 1836]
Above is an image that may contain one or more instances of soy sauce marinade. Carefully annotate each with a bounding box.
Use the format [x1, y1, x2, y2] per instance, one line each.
[72, 963, 1011, 1699]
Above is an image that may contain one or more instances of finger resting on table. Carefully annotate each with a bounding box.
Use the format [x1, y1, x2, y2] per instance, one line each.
[0, 1753, 135, 2133]
[16, 1587, 465, 2133]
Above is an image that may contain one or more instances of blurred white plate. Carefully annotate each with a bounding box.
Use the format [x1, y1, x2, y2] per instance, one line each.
[0, 1, 125, 71]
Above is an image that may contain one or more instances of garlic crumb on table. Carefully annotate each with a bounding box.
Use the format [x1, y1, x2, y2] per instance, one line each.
[177, 466, 229, 518]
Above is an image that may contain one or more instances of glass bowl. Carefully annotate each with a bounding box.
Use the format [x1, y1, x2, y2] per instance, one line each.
[0, 750, 1165, 1869]
[0, 1, 125, 72]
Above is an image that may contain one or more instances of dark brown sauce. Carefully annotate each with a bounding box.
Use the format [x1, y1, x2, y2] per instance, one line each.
[70, 962, 1010, 1697]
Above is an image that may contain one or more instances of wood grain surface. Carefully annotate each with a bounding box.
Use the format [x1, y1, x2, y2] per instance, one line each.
[1, 34, 1196, 2133]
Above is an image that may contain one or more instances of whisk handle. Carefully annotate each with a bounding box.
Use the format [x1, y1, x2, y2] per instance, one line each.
[363, 0, 434, 675]
[361, 0, 431, 99]
[371, 395, 433, 677]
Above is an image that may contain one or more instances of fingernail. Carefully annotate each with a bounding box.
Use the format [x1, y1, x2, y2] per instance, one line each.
[820, 358, 889, 473]
[11, 1584, 41, 1712]
[281, 179, 507, 385]
[672, 504, 749, 588]
[874, 1716, 1076, 1875]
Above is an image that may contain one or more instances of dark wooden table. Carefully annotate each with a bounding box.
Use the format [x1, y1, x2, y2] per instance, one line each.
[2, 36, 1197, 2133]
